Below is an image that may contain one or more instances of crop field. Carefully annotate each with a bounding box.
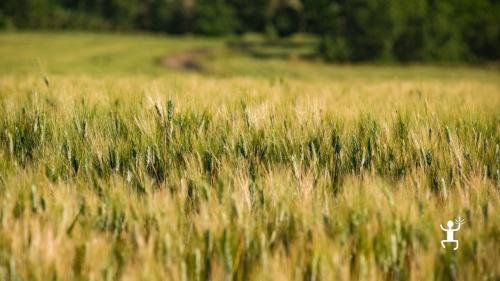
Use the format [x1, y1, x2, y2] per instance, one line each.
[0, 32, 499, 280]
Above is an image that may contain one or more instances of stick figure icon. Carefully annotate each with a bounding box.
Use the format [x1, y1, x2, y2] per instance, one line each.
[440, 216, 465, 250]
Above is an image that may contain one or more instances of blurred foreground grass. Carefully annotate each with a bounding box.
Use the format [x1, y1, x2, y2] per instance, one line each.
[0, 32, 499, 280]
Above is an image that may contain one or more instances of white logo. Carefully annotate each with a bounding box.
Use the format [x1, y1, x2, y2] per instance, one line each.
[440, 216, 465, 250]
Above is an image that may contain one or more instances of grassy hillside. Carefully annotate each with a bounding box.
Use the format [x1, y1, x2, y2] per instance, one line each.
[1, 32, 498, 81]
[0, 32, 499, 280]
[0, 32, 221, 75]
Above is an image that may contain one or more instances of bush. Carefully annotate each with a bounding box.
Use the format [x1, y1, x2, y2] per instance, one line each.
[0, 12, 13, 30]
[421, 0, 465, 62]
[318, 0, 398, 62]
[317, 0, 498, 63]
[193, 0, 237, 35]
[271, 6, 302, 37]
[457, 0, 500, 61]
[319, 36, 350, 62]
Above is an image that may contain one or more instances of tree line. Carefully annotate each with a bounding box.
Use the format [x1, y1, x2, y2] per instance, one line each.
[1, 0, 498, 62]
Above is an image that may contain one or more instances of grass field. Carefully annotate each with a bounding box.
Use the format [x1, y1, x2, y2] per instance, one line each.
[0, 32, 499, 280]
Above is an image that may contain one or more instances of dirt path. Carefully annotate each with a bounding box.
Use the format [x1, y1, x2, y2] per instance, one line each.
[160, 48, 210, 72]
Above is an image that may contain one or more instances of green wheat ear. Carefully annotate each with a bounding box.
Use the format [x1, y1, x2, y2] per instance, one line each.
[167, 98, 174, 122]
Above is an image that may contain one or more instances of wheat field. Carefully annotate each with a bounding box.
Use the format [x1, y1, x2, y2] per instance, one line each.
[0, 32, 499, 280]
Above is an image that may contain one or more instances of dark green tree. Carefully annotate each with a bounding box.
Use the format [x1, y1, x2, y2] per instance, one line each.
[194, 0, 237, 35]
